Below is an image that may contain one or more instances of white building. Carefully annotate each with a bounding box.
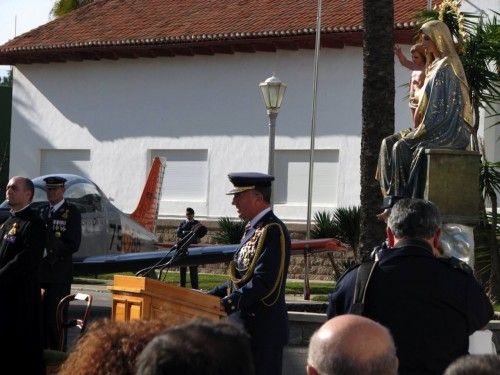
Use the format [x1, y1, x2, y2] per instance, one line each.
[0, 0, 497, 222]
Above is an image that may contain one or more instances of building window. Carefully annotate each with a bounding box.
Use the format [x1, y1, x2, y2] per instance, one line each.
[40, 149, 91, 176]
[151, 149, 208, 201]
[274, 150, 339, 205]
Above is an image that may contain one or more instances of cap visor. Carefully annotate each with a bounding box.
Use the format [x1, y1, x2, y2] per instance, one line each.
[226, 186, 255, 195]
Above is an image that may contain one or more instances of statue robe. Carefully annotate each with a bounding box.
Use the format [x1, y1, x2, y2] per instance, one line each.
[376, 56, 471, 199]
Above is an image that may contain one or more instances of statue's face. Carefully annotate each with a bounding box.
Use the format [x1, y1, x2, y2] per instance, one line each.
[421, 33, 438, 56]
[411, 51, 425, 66]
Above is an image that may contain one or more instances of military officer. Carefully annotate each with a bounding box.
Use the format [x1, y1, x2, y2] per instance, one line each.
[0, 176, 45, 374]
[210, 172, 291, 375]
[39, 176, 82, 350]
[176, 207, 200, 289]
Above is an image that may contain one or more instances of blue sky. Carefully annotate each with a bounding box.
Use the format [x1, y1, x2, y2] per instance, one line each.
[0, 0, 53, 76]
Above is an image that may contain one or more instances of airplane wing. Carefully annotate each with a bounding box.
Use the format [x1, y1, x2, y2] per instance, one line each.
[73, 244, 238, 274]
[73, 239, 347, 275]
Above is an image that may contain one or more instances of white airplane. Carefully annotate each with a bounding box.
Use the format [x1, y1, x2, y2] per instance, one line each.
[1, 157, 346, 276]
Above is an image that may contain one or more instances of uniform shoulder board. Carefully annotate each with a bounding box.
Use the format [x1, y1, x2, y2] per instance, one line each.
[439, 256, 473, 275]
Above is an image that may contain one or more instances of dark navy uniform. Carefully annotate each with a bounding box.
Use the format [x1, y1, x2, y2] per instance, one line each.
[327, 238, 494, 375]
[210, 173, 291, 375]
[39, 196, 82, 349]
[176, 217, 200, 288]
[0, 206, 46, 374]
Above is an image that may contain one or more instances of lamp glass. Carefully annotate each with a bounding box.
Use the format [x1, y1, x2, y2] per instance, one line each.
[259, 75, 287, 111]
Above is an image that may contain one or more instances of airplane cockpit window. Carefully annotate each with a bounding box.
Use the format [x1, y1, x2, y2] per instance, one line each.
[32, 182, 102, 213]
[65, 183, 102, 213]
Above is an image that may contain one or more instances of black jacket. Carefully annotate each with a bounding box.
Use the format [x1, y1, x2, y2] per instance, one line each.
[0, 206, 46, 374]
[176, 218, 200, 243]
[39, 201, 82, 283]
[327, 238, 494, 375]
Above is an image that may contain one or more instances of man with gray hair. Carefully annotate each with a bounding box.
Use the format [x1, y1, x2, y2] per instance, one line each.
[327, 198, 493, 375]
[307, 314, 398, 375]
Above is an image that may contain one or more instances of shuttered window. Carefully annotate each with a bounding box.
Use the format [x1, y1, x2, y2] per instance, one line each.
[151, 149, 208, 201]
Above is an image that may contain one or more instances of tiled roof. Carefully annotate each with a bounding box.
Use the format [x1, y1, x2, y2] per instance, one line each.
[0, 0, 431, 64]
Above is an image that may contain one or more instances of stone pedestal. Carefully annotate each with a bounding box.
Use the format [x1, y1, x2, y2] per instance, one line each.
[424, 149, 481, 224]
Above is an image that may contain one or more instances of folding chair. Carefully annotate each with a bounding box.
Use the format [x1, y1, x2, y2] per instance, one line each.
[56, 292, 93, 351]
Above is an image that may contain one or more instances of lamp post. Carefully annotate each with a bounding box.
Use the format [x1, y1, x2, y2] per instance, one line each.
[259, 74, 287, 180]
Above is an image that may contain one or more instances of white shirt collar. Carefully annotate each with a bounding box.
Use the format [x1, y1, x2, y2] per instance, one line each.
[11, 203, 31, 213]
[51, 199, 65, 212]
[248, 207, 271, 229]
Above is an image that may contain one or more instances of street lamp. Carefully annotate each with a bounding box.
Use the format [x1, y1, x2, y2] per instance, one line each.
[259, 74, 287, 180]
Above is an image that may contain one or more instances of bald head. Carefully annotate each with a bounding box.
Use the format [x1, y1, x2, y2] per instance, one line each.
[307, 315, 398, 375]
[6, 176, 34, 211]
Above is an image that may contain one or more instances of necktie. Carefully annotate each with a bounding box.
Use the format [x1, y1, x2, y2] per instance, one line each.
[242, 223, 252, 242]
[49, 206, 55, 218]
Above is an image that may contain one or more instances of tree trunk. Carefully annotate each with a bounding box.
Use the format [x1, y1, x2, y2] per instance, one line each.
[359, 0, 395, 259]
[487, 191, 500, 302]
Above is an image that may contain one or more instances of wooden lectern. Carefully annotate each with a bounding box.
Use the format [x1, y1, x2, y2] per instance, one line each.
[109, 275, 225, 322]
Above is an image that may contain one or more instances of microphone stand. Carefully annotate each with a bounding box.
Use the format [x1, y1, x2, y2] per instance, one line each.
[135, 231, 193, 278]
[157, 230, 199, 280]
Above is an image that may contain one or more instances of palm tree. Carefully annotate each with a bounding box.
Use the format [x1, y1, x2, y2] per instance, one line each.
[359, 0, 395, 259]
[0, 145, 8, 174]
[311, 207, 361, 279]
[479, 156, 500, 302]
[462, 12, 500, 149]
[51, 0, 95, 17]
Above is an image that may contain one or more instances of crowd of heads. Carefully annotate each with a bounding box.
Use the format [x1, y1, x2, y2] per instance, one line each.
[56, 316, 253, 375]
[58, 317, 180, 375]
[136, 318, 254, 375]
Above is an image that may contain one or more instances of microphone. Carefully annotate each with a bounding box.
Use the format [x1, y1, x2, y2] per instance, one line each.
[176, 224, 207, 255]
[135, 224, 207, 278]
[155, 224, 207, 279]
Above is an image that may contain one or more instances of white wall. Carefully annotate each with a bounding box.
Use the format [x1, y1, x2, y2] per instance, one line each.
[9, 46, 421, 221]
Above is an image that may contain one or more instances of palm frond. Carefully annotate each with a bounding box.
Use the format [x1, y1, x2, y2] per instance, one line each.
[212, 217, 247, 244]
[311, 207, 361, 261]
[480, 160, 500, 201]
[332, 206, 361, 252]
[463, 14, 500, 113]
[310, 211, 338, 239]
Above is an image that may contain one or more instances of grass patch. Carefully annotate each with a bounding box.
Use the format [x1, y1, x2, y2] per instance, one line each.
[79, 272, 335, 295]
[285, 280, 334, 295]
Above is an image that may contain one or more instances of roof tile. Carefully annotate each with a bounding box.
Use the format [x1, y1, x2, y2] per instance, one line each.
[0, 0, 432, 64]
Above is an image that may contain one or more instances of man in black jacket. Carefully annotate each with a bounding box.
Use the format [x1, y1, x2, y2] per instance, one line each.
[0, 176, 45, 374]
[176, 207, 200, 289]
[39, 176, 82, 350]
[210, 172, 291, 375]
[327, 198, 493, 375]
